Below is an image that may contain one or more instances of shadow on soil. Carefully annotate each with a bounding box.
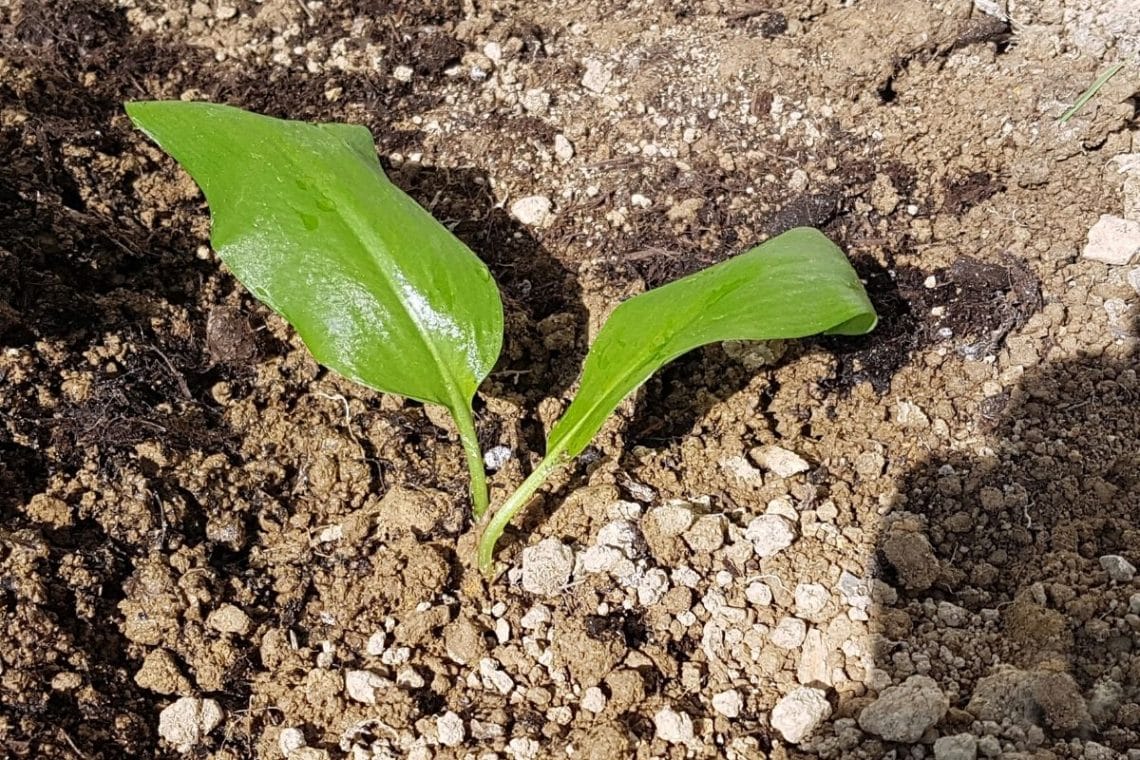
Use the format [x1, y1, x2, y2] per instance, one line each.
[865, 347, 1140, 750]
[0, 1, 583, 757]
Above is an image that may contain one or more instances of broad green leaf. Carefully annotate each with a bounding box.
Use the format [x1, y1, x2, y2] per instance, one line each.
[478, 227, 875, 571]
[547, 227, 876, 457]
[126, 101, 503, 511]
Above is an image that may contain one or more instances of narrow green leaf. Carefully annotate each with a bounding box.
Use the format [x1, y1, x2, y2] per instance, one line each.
[547, 227, 876, 458]
[126, 101, 503, 511]
[478, 227, 875, 572]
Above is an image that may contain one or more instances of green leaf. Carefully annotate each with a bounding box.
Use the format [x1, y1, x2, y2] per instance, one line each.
[126, 101, 503, 512]
[548, 226, 875, 458]
[478, 227, 875, 571]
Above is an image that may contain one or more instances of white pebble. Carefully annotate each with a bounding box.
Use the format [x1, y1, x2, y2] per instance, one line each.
[483, 445, 512, 470]
[1101, 555, 1136, 582]
[653, 707, 694, 744]
[510, 196, 554, 227]
[770, 687, 832, 744]
[158, 697, 224, 753]
[365, 631, 386, 656]
[751, 445, 811, 477]
[581, 59, 613, 93]
[712, 689, 743, 718]
[344, 670, 389, 705]
[392, 65, 414, 83]
[794, 583, 830, 618]
[771, 617, 808, 649]
[1083, 214, 1140, 265]
[637, 568, 670, 606]
[554, 134, 574, 162]
[521, 538, 574, 596]
[521, 604, 552, 629]
[744, 515, 797, 558]
[581, 686, 607, 713]
[745, 581, 773, 606]
[278, 727, 306, 757]
[436, 711, 465, 747]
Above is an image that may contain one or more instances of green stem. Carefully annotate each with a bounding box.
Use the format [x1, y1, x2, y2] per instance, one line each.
[477, 452, 564, 575]
[451, 405, 489, 518]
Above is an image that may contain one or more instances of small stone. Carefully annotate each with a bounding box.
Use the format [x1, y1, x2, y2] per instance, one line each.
[653, 707, 694, 744]
[637, 568, 670, 606]
[521, 538, 574, 596]
[771, 617, 807, 649]
[1100, 554, 1136, 582]
[937, 601, 968, 627]
[520, 604, 551, 629]
[345, 670, 389, 705]
[581, 686, 607, 712]
[554, 134, 574, 162]
[770, 687, 832, 744]
[858, 675, 948, 742]
[581, 59, 613, 93]
[1082, 214, 1140, 265]
[797, 629, 831, 686]
[483, 42, 503, 62]
[436, 711, 465, 747]
[365, 631, 386, 656]
[794, 583, 830, 619]
[483, 445, 512, 470]
[750, 445, 810, 477]
[977, 735, 1001, 757]
[630, 193, 651, 208]
[744, 515, 797, 558]
[510, 196, 553, 227]
[508, 737, 541, 760]
[392, 65, 414, 83]
[520, 88, 550, 114]
[158, 697, 224, 753]
[712, 689, 743, 718]
[934, 734, 977, 760]
[745, 582, 773, 606]
[278, 727, 306, 757]
[206, 604, 251, 636]
[214, 4, 237, 19]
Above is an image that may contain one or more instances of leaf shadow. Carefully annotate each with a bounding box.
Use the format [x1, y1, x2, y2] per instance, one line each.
[862, 349, 1140, 745]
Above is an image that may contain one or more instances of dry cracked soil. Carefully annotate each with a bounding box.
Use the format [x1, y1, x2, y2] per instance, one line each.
[2, 0, 1140, 758]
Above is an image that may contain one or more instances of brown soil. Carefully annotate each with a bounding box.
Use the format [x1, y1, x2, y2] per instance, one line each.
[2, 0, 1139, 758]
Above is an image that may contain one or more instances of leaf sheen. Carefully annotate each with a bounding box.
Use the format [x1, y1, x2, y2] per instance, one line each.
[125, 101, 503, 411]
[546, 227, 876, 458]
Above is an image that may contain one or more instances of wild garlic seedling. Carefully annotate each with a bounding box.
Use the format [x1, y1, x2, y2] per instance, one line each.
[127, 101, 878, 576]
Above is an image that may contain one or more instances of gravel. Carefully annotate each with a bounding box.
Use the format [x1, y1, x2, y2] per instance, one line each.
[934, 733, 979, 760]
[858, 675, 949, 742]
[653, 707, 695, 744]
[1082, 214, 1140, 265]
[712, 689, 743, 718]
[744, 515, 797, 558]
[750, 444, 811, 477]
[520, 538, 574, 596]
[510, 195, 554, 227]
[770, 686, 832, 744]
[436, 711, 465, 747]
[158, 697, 224, 753]
[1100, 554, 1136, 582]
[770, 616, 808, 649]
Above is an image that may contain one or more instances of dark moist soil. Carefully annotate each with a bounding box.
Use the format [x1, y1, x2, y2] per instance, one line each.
[3, 0, 1140, 758]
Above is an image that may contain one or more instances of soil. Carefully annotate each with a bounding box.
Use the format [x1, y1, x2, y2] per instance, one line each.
[2, 0, 1139, 758]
